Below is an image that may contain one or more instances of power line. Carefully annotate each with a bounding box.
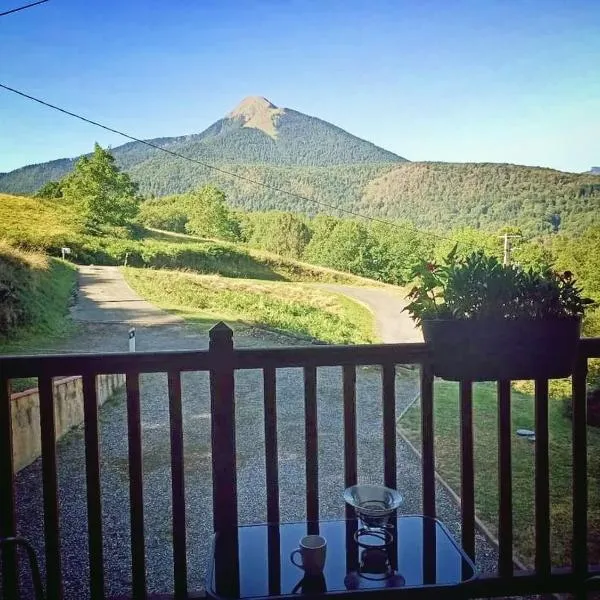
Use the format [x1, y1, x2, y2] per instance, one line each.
[0, 81, 471, 246]
[0, 0, 48, 17]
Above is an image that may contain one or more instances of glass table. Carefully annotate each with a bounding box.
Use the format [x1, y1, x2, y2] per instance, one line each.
[207, 515, 478, 599]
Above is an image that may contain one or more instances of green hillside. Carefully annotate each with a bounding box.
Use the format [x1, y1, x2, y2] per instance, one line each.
[0, 242, 77, 347]
[0, 194, 376, 286]
[359, 162, 600, 234]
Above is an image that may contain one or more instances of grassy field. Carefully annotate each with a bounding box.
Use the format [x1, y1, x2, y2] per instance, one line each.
[0, 243, 78, 390]
[124, 267, 377, 344]
[399, 380, 600, 567]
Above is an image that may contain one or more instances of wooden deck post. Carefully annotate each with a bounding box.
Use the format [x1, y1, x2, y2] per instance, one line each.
[209, 322, 238, 533]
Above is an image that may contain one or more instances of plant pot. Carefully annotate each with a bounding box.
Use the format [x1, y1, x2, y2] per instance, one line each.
[422, 317, 581, 381]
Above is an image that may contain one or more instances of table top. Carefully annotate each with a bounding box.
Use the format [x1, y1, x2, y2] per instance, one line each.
[207, 515, 478, 599]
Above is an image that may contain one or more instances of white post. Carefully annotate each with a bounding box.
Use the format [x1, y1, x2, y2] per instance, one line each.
[128, 328, 136, 352]
[498, 234, 521, 266]
[503, 234, 509, 266]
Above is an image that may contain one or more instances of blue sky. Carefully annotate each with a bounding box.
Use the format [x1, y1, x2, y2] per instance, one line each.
[1, 0, 599, 173]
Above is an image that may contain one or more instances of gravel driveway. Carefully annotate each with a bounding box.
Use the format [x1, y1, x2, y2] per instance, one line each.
[13, 267, 498, 598]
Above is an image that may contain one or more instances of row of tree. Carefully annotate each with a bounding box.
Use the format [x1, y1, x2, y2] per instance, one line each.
[139, 185, 562, 285]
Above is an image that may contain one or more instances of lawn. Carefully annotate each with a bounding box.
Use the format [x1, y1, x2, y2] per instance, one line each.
[124, 267, 377, 344]
[399, 379, 600, 567]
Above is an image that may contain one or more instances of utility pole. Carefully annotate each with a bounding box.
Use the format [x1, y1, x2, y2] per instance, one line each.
[499, 233, 522, 265]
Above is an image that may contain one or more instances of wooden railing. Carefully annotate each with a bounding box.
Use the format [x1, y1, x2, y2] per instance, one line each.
[1, 323, 599, 599]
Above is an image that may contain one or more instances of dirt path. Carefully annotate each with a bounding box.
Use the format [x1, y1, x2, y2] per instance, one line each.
[317, 284, 422, 343]
[71, 265, 181, 325]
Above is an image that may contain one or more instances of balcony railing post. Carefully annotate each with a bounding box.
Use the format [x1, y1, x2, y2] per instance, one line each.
[0, 376, 18, 599]
[420, 362, 436, 518]
[497, 379, 513, 578]
[572, 354, 588, 582]
[209, 322, 238, 533]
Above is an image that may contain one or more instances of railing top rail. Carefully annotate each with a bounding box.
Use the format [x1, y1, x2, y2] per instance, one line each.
[0, 342, 428, 379]
[1, 337, 599, 379]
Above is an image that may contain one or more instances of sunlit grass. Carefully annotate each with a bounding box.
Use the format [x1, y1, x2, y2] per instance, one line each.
[123, 267, 377, 344]
[399, 379, 600, 567]
[0, 242, 78, 390]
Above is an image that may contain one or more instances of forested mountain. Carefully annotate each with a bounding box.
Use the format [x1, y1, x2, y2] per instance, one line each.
[2, 96, 599, 235]
[133, 160, 600, 235]
[358, 162, 600, 233]
[0, 96, 404, 194]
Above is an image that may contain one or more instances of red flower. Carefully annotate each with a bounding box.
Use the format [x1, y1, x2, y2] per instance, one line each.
[426, 262, 437, 272]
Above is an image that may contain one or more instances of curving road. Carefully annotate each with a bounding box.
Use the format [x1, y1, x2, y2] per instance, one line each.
[317, 284, 422, 343]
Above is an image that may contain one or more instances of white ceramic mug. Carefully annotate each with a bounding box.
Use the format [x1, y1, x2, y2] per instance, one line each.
[290, 535, 327, 575]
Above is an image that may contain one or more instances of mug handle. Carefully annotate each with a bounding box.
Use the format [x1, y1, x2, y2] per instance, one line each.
[290, 548, 304, 569]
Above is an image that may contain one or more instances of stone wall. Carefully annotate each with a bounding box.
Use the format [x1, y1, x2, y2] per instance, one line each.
[11, 374, 125, 472]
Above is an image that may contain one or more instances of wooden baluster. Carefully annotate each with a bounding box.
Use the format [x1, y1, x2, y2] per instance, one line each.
[168, 371, 187, 599]
[460, 380, 475, 563]
[421, 363, 436, 518]
[534, 379, 551, 576]
[304, 366, 319, 525]
[0, 376, 18, 599]
[497, 380, 513, 577]
[343, 365, 357, 520]
[82, 374, 105, 600]
[572, 356, 588, 582]
[382, 364, 397, 489]
[38, 375, 62, 600]
[126, 372, 146, 599]
[263, 367, 279, 524]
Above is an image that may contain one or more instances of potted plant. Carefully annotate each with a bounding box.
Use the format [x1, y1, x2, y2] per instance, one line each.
[404, 248, 593, 381]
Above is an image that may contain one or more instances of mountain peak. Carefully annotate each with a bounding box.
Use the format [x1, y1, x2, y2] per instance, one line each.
[227, 96, 284, 138]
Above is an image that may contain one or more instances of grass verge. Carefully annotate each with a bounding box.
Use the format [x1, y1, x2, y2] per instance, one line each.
[123, 267, 376, 344]
[398, 379, 600, 567]
[0, 243, 78, 390]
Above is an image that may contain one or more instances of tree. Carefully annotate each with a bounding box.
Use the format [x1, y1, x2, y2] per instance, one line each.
[35, 180, 63, 200]
[303, 215, 342, 263]
[61, 143, 140, 230]
[245, 212, 311, 258]
[304, 219, 374, 276]
[367, 221, 435, 285]
[139, 194, 188, 232]
[183, 185, 239, 241]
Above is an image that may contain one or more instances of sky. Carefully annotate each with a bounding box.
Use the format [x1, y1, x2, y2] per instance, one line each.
[0, 0, 599, 173]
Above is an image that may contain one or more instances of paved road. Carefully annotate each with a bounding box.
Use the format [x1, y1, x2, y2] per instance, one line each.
[317, 284, 422, 343]
[14, 267, 496, 599]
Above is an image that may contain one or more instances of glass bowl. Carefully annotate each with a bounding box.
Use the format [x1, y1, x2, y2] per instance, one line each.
[343, 484, 403, 529]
